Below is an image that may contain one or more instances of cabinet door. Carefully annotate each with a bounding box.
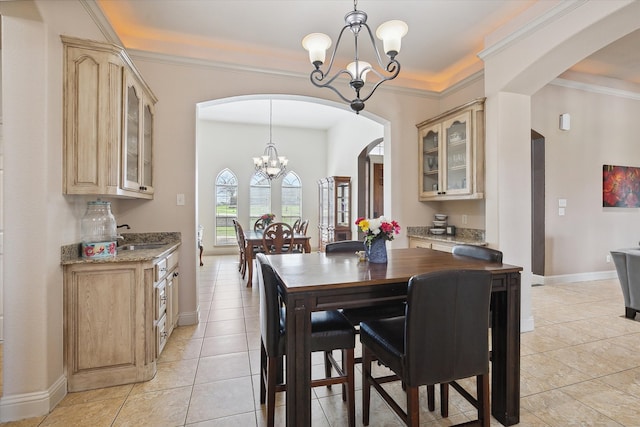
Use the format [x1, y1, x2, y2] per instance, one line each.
[123, 76, 142, 192]
[443, 111, 472, 196]
[418, 123, 442, 198]
[141, 102, 154, 192]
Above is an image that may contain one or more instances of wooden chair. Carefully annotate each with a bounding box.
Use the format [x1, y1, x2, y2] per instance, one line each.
[360, 270, 493, 427]
[232, 220, 247, 278]
[254, 217, 267, 231]
[257, 254, 356, 427]
[262, 222, 294, 254]
[299, 219, 310, 235]
[292, 218, 302, 234]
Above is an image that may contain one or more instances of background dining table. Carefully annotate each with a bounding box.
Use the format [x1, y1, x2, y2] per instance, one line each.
[264, 247, 523, 427]
[243, 229, 311, 286]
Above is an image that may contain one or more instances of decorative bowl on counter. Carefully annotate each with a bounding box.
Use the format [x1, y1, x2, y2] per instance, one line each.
[430, 228, 446, 235]
[434, 214, 447, 220]
[433, 220, 447, 227]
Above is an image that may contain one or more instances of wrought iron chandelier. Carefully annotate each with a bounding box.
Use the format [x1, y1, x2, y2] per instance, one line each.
[253, 100, 288, 180]
[302, 0, 408, 114]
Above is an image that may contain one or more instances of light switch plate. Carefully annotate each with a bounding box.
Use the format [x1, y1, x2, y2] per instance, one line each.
[177, 193, 185, 206]
[558, 198, 567, 207]
[559, 207, 565, 216]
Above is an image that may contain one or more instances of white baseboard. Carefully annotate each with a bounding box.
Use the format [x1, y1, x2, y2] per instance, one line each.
[521, 315, 535, 333]
[0, 374, 67, 422]
[178, 309, 199, 326]
[532, 270, 617, 286]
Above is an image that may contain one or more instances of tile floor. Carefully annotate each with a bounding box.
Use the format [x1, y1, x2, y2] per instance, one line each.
[2, 255, 640, 426]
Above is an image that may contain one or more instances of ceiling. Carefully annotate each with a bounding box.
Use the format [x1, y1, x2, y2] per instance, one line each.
[95, 0, 640, 129]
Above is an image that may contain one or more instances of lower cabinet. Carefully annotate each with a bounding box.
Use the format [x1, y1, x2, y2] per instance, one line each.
[409, 237, 455, 252]
[64, 248, 179, 392]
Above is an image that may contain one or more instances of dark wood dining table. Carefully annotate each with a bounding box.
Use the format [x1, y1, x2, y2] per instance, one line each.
[243, 229, 311, 286]
[265, 247, 522, 427]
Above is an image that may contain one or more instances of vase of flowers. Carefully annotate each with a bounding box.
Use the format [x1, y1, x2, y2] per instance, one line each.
[356, 216, 401, 263]
[260, 213, 276, 226]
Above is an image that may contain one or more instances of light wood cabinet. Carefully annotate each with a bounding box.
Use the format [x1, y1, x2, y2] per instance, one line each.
[417, 98, 485, 201]
[62, 36, 157, 199]
[64, 247, 179, 391]
[408, 236, 456, 252]
[318, 176, 352, 250]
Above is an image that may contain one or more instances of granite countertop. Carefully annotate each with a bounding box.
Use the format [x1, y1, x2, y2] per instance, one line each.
[61, 232, 182, 265]
[406, 226, 486, 246]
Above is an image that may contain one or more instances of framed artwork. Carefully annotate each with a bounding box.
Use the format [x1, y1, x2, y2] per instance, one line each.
[603, 164, 640, 207]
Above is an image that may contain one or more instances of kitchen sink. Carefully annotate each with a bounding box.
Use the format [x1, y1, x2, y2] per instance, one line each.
[118, 243, 167, 251]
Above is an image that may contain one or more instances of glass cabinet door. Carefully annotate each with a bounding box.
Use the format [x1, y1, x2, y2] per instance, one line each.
[123, 83, 140, 190]
[336, 180, 350, 227]
[419, 124, 441, 196]
[142, 103, 153, 190]
[443, 111, 472, 195]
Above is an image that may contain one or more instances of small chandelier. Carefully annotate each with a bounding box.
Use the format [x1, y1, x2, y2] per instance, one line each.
[253, 100, 288, 180]
[302, 0, 408, 114]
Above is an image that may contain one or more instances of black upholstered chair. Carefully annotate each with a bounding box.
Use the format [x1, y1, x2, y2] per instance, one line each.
[256, 253, 356, 427]
[452, 244, 503, 263]
[325, 240, 364, 253]
[360, 270, 493, 427]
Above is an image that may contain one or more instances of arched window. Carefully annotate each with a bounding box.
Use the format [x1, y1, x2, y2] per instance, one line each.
[249, 172, 271, 226]
[281, 171, 302, 226]
[215, 169, 238, 246]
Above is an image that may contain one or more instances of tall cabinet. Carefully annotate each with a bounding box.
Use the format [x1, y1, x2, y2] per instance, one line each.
[417, 98, 485, 201]
[62, 36, 157, 199]
[318, 176, 352, 250]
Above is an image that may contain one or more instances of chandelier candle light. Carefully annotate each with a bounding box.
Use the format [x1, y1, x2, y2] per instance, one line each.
[253, 99, 288, 180]
[302, 0, 408, 113]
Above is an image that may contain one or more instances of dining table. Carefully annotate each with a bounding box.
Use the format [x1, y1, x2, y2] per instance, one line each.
[264, 247, 523, 427]
[243, 229, 311, 286]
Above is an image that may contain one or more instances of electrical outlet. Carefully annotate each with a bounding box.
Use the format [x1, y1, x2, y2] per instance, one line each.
[606, 254, 612, 263]
[462, 214, 468, 225]
[177, 193, 185, 206]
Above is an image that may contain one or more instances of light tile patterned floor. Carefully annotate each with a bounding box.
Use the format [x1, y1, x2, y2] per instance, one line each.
[2, 255, 640, 426]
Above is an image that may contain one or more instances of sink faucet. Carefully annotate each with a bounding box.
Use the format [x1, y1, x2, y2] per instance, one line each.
[117, 224, 131, 230]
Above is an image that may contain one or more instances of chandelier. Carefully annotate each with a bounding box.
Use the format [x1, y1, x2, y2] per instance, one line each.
[302, 0, 408, 114]
[253, 100, 288, 180]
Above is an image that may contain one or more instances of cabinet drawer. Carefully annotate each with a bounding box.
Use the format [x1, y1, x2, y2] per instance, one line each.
[155, 279, 167, 320]
[156, 313, 168, 355]
[155, 258, 168, 282]
[166, 250, 178, 272]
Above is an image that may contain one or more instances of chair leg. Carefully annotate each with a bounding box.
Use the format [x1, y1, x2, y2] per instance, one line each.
[427, 384, 435, 411]
[406, 385, 420, 427]
[477, 374, 490, 427]
[345, 348, 355, 427]
[324, 350, 333, 389]
[260, 342, 267, 404]
[440, 383, 449, 417]
[362, 347, 372, 426]
[266, 356, 277, 427]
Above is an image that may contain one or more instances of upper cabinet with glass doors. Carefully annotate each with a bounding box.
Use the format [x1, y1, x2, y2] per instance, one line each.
[417, 98, 485, 201]
[62, 36, 157, 199]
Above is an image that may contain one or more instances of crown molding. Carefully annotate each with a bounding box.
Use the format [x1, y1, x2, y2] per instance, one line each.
[551, 77, 640, 100]
[478, 0, 584, 61]
[79, 0, 123, 46]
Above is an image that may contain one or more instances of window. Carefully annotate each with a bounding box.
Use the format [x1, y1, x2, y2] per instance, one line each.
[249, 172, 271, 225]
[215, 169, 238, 245]
[281, 171, 302, 225]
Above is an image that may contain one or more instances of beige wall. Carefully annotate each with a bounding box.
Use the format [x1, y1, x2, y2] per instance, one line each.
[2, 0, 640, 421]
[532, 83, 640, 276]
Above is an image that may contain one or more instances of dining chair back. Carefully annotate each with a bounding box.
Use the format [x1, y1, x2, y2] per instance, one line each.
[325, 240, 364, 253]
[232, 220, 247, 278]
[299, 219, 310, 235]
[262, 222, 295, 254]
[254, 218, 266, 231]
[292, 218, 301, 234]
[360, 269, 493, 427]
[452, 244, 503, 263]
[256, 253, 356, 427]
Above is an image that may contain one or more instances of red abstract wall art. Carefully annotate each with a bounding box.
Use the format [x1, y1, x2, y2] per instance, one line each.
[603, 165, 640, 208]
